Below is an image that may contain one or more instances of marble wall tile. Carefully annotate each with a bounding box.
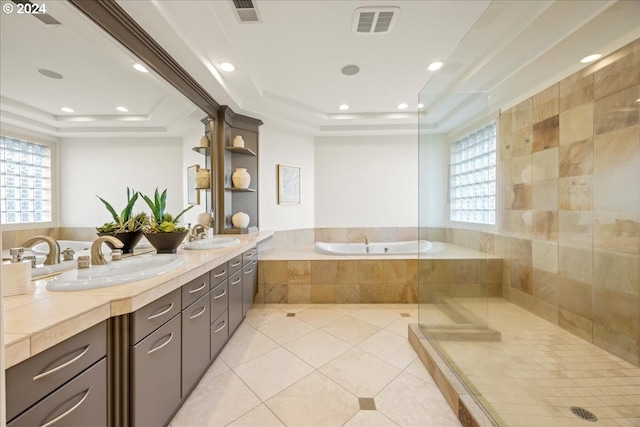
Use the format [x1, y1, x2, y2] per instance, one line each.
[532, 180, 558, 211]
[335, 284, 360, 303]
[532, 268, 558, 305]
[424, 259, 456, 285]
[500, 108, 513, 139]
[532, 240, 558, 273]
[593, 211, 639, 254]
[357, 261, 383, 284]
[379, 227, 399, 242]
[559, 246, 592, 284]
[532, 83, 559, 123]
[532, 115, 559, 152]
[407, 260, 419, 285]
[593, 168, 639, 211]
[511, 98, 533, 130]
[287, 261, 311, 285]
[336, 260, 358, 284]
[558, 307, 593, 342]
[311, 284, 336, 303]
[532, 148, 559, 181]
[347, 227, 381, 243]
[288, 285, 311, 304]
[263, 284, 288, 304]
[559, 69, 594, 113]
[557, 276, 593, 320]
[593, 286, 638, 338]
[383, 260, 408, 284]
[315, 228, 347, 243]
[530, 210, 559, 242]
[510, 259, 532, 294]
[594, 84, 640, 135]
[594, 125, 639, 173]
[594, 250, 639, 296]
[558, 138, 594, 177]
[558, 175, 593, 211]
[592, 322, 638, 366]
[311, 260, 337, 284]
[594, 40, 640, 100]
[509, 126, 533, 157]
[455, 260, 480, 285]
[510, 154, 532, 184]
[559, 211, 592, 249]
[559, 103, 594, 144]
[263, 261, 288, 285]
[397, 227, 419, 241]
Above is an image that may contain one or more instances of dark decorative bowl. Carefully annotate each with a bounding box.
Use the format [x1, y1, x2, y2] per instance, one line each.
[143, 231, 189, 254]
[97, 230, 143, 254]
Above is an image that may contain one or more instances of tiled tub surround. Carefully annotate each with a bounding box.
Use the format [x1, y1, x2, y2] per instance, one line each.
[258, 244, 502, 304]
[422, 39, 640, 367]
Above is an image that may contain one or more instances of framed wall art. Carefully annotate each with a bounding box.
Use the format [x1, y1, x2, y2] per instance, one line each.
[277, 164, 300, 204]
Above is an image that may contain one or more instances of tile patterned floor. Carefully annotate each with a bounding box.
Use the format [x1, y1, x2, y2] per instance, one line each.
[169, 304, 462, 427]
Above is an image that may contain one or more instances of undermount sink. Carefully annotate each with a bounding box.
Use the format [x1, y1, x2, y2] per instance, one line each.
[46, 254, 183, 292]
[32, 261, 78, 278]
[182, 236, 240, 250]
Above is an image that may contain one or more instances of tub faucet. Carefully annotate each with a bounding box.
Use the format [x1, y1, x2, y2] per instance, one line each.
[21, 235, 60, 265]
[91, 235, 123, 266]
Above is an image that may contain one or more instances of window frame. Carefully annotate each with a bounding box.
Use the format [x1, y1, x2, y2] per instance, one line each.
[0, 129, 57, 230]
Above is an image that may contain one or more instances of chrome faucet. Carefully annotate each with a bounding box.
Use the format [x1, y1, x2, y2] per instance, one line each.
[21, 235, 60, 265]
[91, 235, 123, 266]
[190, 224, 209, 240]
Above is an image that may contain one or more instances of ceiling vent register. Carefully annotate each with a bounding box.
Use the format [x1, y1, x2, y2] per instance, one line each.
[352, 7, 399, 34]
[232, 0, 261, 23]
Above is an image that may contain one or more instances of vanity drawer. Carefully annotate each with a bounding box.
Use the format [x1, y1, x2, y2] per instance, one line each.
[242, 246, 258, 265]
[6, 321, 106, 422]
[8, 358, 107, 427]
[130, 288, 181, 345]
[210, 309, 228, 360]
[228, 254, 243, 276]
[210, 279, 228, 322]
[182, 271, 210, 309]
[210, 262, 229, 288]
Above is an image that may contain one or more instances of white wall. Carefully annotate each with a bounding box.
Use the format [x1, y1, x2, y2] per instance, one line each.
[419, 134, 448, 227]
[58, 137, 184, 227]
[259, 124, 315, 230]
[314, 135, 418, 228]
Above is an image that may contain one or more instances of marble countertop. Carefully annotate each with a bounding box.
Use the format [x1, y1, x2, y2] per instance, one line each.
[3, 230, 273, 369]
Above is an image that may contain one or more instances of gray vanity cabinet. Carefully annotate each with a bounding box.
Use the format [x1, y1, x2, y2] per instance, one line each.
[6, 321, 107, 426]
[228, 268, 243, 335]
[242, 246, 258, 317]
[181, 291, 210, 397]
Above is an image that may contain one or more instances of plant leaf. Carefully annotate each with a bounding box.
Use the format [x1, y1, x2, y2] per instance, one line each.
[96, 195, 120, 223]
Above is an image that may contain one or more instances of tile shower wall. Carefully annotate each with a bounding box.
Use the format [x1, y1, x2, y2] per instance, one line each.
[438, 39, 639, 366]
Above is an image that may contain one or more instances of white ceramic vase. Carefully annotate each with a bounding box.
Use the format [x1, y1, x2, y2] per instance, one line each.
[233, 135, 245, 148]
[232, 168, 251, 189]
[232, 212, 250, 228]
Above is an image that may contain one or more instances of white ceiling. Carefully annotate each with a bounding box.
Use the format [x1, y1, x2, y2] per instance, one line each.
[1, 1, 639, 138]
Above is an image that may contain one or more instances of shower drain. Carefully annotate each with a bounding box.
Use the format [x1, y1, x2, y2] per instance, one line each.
[570, 406, 598, 422]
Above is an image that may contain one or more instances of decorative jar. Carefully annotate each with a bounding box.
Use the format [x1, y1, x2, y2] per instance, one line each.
[231, 212, 250, 228]
[232, 168, 251, 189]
[233, 135, 245, 148]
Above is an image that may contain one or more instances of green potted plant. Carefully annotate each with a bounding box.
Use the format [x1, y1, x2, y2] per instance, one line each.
[141, 188, 194, 253]
[96, 187, 146, 253]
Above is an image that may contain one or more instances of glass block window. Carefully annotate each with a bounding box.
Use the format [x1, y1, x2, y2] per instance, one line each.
[449, 121, 497, 225]
[1, 135, 52, 224]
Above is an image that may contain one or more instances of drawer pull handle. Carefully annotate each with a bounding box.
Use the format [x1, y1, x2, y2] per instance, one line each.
[213, 321, 226, 333]
[40, 387, 91, 427]
[231, 277, 241, 285]
[230, 261, 241, 267]
[213, 270, 227, 278]
[33, 345, 91, 381]
[189, 306, 207, 320]
[213, 289, 227, 300]
[244, 268, 253, 275]
[148, 333, 173, 355]
[189, 282, 207, 294]
[147, 302, 174, 320]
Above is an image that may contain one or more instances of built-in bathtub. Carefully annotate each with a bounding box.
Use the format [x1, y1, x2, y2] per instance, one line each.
[314, 240, 432, 255]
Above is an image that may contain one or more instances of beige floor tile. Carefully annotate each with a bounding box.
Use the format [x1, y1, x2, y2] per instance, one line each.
[376, 371, 462, 427]
[357, 329, 417, 369]
[384, 316, 416, 337]
[266, 371, 359, 427]
[220, 322, 280, 368]
[343, 410, 400, 426]
[320, 347, 401, 396]
[350, 308, 404, 328]
[233, 347, 314, 400]
[257, 316, 317, 345]
[321, 315, 381, 345]
[294, 306, 347, 328]
[244, 305, 289, 328]
[170, 370, 261, 427]
[226, 404, 285, 427]
[283, 329, 352, 368]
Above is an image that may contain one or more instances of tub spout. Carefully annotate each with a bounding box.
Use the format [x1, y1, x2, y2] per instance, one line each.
[21, 236, 60, 265]
[91, 235, 123, 265]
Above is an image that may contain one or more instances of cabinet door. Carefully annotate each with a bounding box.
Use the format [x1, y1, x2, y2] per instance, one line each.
[210, 279, 228, 322]
[182, 271, 210, 309]
[8, 358, 107, 427]
[130, 315, 181, 427]
[228, 269, 243, 334]
[182, 292, 210, 397]
[210, 309, 228, 360]
[6, 322, 106, 421]
[242, 260, 257, 317]
[210, 262, 228, 289]
[228, 254, 243, 276]
[130, 288, 181, 345]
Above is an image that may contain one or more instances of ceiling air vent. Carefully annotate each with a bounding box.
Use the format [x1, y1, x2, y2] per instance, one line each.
[11, 0, 61, 25]
[352, 7, 399, 34]
[232, 0, 261, 23]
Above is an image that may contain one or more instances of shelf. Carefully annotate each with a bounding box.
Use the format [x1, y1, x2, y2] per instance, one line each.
[192, 146, 210, 155]
[225, 146, 256, 156]
[225, 187, 256, 192]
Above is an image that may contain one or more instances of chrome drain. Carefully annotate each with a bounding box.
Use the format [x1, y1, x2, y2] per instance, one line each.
[570, 406, 598, 422]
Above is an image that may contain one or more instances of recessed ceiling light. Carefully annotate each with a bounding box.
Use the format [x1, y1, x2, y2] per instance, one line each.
[116, 106, 129, 112]
[427, 61, 444, 71]
[60, 107, 74, 113]
[338, 104, 349, 111]
[133, 63, 149, 73]
[417, 103, 424, 109]
[341, 64, 360, 76]
[220, 62, 236, 72]
[580, 54, 601, 64]
[37, 68, 63, 79]
[397, 103, 408, 110]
